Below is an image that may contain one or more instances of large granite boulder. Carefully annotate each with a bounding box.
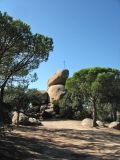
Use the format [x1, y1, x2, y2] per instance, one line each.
[48, 69, 69, 87]
[81, 118, 93, 127]
[12, 112, 42, 125]
[47, 84, 66, 102]
[108, 122, 120, 130]
[96, 120, 104, 127]
[12, 111, 28, 125]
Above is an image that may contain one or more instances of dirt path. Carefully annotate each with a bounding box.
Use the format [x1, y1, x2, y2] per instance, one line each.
[0, 120, 120, 160]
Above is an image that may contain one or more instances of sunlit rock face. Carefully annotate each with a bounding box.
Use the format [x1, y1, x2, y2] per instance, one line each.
[109, 122, 120, 130]
[81, 118, 93, 127]
[47, 69, 69, 87]
[12, 111, 28, 125]
[47, 84, 66, 102]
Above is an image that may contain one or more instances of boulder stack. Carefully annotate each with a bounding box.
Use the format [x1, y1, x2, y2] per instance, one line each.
[40, 69, 69, 119]
[47, 69, 69, 103]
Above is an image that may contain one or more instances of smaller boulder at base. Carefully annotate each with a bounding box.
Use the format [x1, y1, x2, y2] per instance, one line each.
[96, 120, 104, 127]
[12, 111, 28, 125]
[108, 122, 120, 130]
[81, 118, 93, 127]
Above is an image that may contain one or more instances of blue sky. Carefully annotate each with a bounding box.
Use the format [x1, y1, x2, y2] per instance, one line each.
[0, 0, 120, 90]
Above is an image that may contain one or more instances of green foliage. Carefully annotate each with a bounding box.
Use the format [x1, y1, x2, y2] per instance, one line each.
[52, 100, 60, 114]
[0, 11, 53, 101]
[7, 86, 29, 113]
[5, 87, 46, 114]
[27, 89, 43, 107]
[59, 92, 73, 119]
[59, 92, 84, 119]
[65, 67, 120, 124]
[97, 103, 113, 122]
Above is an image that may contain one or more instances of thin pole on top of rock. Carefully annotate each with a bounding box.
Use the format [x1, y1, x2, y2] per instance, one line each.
[63, 60, 66, 69]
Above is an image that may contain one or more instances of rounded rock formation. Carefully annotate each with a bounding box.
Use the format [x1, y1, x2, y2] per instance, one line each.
[48, 69, 69, 87]
[81, 118, 93, 127]
[40, 69, 69, 118]
[47, 84, 66, 102]
[108, 122, 120, 130]
[12, 111, 28, 125]
[47, 69, 69, 103]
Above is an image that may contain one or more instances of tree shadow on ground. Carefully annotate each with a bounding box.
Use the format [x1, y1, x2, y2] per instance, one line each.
[44, 128, 120, 143]
[0, 126, 120, 160]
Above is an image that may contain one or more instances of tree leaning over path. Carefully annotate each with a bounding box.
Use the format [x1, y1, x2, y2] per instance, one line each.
[66, 67, 120, 127]
[0, 12, 53, 102]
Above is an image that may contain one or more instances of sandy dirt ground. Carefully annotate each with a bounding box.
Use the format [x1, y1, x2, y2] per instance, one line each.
[0, 120, 120, 160]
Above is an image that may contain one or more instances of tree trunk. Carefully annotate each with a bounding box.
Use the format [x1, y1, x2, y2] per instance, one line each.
[93, 98, 97, 127]
[113, 110, 117, 121]
[117, 111, 120, 122]
[0, 101, 3, 123]
[17, 111, 20, 127]
[112, 104, 117, 121]
[0, 73, 13, 102]
[0, 86, 5, 102]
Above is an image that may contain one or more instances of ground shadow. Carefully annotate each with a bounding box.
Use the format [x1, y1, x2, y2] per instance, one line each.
[0, 126, 120, 160]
